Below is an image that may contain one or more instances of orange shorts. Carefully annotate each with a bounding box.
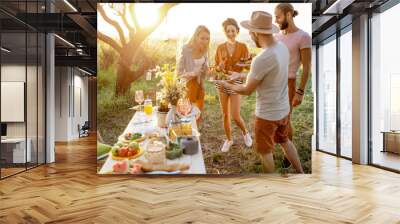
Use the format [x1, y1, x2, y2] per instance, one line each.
[254, 115, 290, 154]
[186, 79, 205, 111]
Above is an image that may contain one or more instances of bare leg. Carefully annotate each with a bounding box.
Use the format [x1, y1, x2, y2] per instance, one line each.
[230, 94, 248, 134]
[260, 153, 275, 173]
[218, 91, 231, 140]
[195, 102, 202, 127]
[279, 140, 304, 173]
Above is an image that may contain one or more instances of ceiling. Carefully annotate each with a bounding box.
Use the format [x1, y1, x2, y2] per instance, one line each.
[310, 0, 391, 44]
[0, 0, 97, 75]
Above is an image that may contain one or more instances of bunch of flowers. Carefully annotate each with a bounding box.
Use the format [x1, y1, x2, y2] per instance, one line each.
[156, 64, 186, 106]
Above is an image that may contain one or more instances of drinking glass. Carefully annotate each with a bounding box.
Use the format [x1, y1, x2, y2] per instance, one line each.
[135, 90, 144, 111]
[144, 99, 153, 116]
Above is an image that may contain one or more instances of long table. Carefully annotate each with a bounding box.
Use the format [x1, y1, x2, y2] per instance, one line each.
[99, 111, 206, 174]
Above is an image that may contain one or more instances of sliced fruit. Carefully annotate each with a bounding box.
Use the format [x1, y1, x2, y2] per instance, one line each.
[119, 147, 128, 157]
[111, 146, 119, 156]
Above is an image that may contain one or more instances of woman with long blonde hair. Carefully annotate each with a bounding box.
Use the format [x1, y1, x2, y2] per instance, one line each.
[177, 25, 210, 125]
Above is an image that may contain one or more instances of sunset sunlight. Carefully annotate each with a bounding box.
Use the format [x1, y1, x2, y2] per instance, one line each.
[134, 4, 160, 28]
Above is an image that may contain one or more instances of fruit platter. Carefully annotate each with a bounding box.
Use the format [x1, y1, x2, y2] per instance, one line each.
[110, 141, 144, 160]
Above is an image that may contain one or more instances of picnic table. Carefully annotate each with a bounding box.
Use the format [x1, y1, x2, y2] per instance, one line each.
[98, 110, 206, 174]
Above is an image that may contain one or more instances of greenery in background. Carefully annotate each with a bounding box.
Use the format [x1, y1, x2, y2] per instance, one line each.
[97, 40, 313, 174]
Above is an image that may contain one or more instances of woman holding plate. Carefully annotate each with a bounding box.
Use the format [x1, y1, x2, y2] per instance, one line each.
[214, 18, 253, 152]
[177, 25, 210, 126]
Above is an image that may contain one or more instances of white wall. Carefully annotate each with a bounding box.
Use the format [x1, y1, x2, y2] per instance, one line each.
[54, 67, 89, 141]
[1, 64, 46, 164]
[55, 67, 69, 141]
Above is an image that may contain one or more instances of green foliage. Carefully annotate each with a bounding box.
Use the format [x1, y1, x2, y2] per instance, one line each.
[97, 142, 112, 157]
[98, 42, 118, 70]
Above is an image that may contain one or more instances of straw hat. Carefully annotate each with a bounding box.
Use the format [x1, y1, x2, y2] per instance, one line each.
[240, 11, 279, 34]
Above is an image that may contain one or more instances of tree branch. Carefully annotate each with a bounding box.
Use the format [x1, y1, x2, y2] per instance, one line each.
[129, 4, 140, 32]
[98, 4, 127, 46]
[119, 4, 134, 34]
[143, 3, 177, 37]
[97, 30, 122, 53]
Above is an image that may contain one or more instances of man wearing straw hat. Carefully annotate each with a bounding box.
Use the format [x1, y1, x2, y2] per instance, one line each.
[213, 11, 304, 173]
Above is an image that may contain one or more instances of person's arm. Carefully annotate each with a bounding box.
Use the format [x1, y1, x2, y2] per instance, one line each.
[176, 47, 186, 77]
[228, 71, 248, 81]
[292, 33, 312, 107]
[176, 46, 196, 79]
[202, 53, 209, 75]
[215, 77, 261, 96]
[298, 48, 311, 92]
[217, 55, 270, 95]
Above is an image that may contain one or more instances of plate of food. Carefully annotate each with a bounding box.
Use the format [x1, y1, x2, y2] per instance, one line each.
[208, 66, 230, 82]
[236, 55, 254, 67]
[110, 142, 144, 160]
[118, 132, 146, 144]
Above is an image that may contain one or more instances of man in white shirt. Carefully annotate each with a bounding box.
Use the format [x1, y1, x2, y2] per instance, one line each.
[214, 11, 303, 173]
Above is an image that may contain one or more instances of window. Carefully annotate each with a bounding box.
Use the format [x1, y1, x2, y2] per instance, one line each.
[317, 36, 337, 154]
[371, 2, 400, 171]
[340, 28, 352, 158]
[0, 1, 47, 179]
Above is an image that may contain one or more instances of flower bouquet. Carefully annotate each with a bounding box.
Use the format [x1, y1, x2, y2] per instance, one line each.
[156, 64, 187, 107]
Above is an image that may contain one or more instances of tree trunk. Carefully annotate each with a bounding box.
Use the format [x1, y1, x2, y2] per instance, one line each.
[115, 48, 149, 95]
[116, 62, 133, 95]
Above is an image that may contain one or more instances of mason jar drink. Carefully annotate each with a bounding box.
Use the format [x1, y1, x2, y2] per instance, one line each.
[144, 99, 153, 116]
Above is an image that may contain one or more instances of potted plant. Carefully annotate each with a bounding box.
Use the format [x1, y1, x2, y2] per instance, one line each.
[155, 64, 187, 127]
[157, 99, 169, 128]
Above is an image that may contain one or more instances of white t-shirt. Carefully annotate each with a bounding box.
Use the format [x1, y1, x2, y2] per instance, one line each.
[193, 57, 205, 84]
[193, 57, 205, 71]
[275, 29, 311, 79]
[248, 42, 290, 121]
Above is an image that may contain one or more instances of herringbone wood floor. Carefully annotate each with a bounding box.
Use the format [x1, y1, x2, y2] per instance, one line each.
[0, 135, 399, 224]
